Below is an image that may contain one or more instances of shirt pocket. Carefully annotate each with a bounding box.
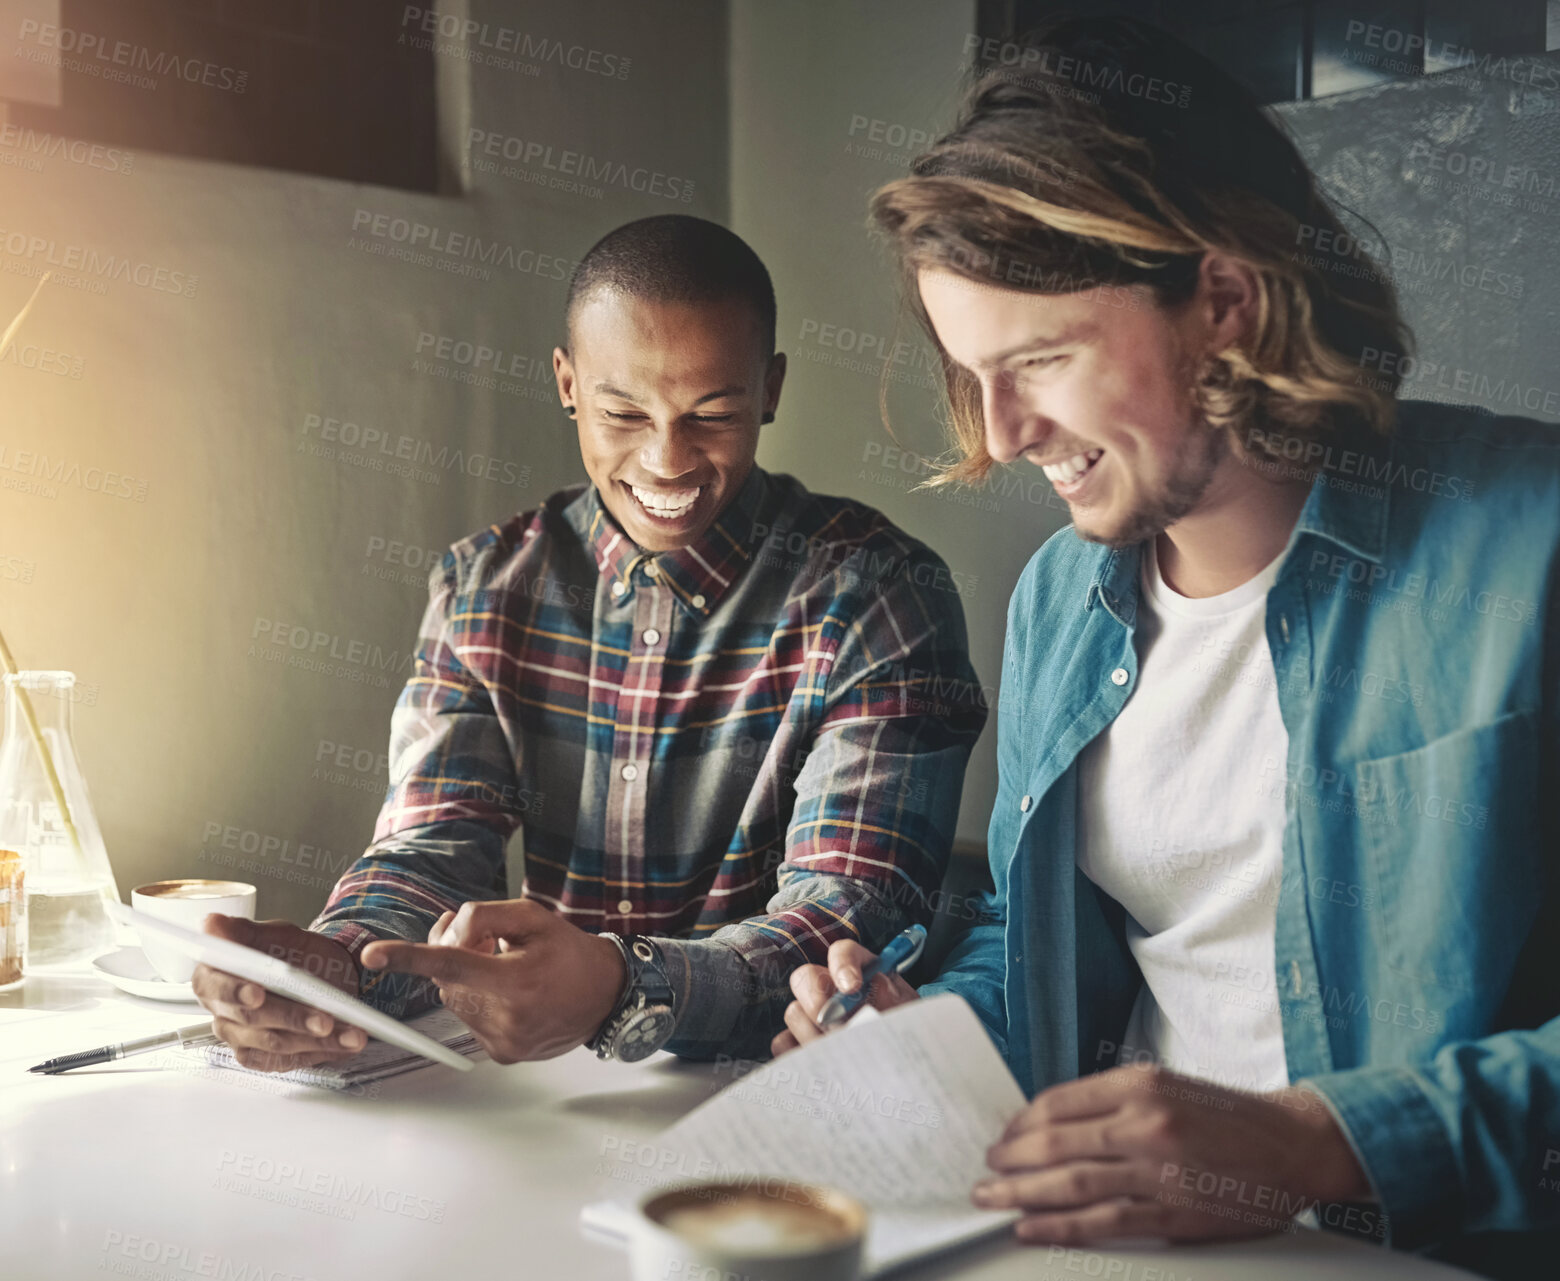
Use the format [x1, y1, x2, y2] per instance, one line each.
[1354, 708, 1541, 994]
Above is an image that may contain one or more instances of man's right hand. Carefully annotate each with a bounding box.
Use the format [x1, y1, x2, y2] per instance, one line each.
[771, 939, 918, 1058]
[192, 917, 368, 1073]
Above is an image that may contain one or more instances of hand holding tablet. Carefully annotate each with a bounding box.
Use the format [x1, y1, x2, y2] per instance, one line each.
[110, 901, 475, 1074]
[194, 914, 371, 1070]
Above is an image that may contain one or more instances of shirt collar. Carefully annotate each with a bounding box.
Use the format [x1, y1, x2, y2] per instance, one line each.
[1287, 432, 1393, 565]
[1086, 545, 1142, 630]
[1083, 428, 1395, 621]
[579, 465, 768, 616]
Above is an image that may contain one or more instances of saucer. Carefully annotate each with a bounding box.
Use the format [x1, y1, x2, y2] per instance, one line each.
[91, 946, 200, 1002]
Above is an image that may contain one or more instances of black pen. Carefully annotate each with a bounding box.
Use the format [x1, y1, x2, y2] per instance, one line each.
[27, 1020, 219, 1074]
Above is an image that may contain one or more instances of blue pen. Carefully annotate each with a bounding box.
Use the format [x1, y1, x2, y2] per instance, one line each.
[816, 923, 928, 1029]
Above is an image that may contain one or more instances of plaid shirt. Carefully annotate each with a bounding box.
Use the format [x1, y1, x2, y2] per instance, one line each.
[310, 465, 986, 1058]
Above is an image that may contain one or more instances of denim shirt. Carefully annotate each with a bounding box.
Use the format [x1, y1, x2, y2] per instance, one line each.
[921, 399, 1559, 1257]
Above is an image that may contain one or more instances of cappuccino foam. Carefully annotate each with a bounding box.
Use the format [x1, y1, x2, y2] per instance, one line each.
[661, 1195, 853, 1253]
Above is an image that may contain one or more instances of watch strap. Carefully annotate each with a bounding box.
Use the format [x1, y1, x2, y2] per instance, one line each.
[627, 936, 673, 1008]
[588, 934, 676, 1060]
[586, 932, 636, 1054]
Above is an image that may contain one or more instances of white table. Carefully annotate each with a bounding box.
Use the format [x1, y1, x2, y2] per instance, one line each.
[1, 966, 1479, 1280]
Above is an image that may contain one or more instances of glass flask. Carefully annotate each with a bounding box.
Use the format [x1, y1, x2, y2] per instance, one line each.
[0, 671, 123, 969]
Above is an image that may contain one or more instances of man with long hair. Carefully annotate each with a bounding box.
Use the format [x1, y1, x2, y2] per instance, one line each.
[780, 16, 1557, 1276]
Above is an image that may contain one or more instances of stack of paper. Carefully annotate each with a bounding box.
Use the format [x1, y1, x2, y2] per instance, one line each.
[192, 1006, 486, 1089]
[580, 995, 1026, 1277]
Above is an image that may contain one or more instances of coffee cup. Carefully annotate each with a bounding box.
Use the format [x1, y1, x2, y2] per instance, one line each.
[631, 1179, 866, 1281]
[130, 879, 257, 983]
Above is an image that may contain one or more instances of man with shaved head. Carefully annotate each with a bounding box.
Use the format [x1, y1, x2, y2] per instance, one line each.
[193, 215, 986, 1069]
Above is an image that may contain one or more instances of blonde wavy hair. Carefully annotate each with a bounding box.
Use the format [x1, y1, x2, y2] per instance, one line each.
[870, 15, 1413, 487]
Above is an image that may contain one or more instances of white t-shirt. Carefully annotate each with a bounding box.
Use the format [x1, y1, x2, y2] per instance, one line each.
[1075, 538, 1291, 1094]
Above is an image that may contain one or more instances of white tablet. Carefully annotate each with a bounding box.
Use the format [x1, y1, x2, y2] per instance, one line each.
[109, 902, 475, 1072]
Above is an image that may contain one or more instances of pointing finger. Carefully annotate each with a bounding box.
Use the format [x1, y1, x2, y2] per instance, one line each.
[360, 939, 504, 988]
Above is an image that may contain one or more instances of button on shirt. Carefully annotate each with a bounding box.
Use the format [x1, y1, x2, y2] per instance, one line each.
[312, 466, 987, 1058]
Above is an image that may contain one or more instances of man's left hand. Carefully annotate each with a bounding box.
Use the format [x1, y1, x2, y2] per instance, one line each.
[359, 900, 627, 1063]
[976, 1063, 1374, 1244]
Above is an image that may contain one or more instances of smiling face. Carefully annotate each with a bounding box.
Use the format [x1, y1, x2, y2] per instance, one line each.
[917, 265, 1240, 549]
[555, 289, 785, 552]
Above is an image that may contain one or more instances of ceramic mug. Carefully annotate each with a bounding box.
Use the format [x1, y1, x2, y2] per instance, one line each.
[630, 1179, 866, 1281]
[130, 879, 257, 983]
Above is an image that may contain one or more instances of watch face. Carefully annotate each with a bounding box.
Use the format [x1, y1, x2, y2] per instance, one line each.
[614, 1006, 675, 1062]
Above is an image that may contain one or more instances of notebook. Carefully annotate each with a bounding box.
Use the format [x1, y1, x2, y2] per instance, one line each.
[190, 1006, 486, 1089]
[579, 995, 1026, 1277]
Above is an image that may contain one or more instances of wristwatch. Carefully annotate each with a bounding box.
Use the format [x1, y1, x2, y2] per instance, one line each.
[588, 933, 676, 1062]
